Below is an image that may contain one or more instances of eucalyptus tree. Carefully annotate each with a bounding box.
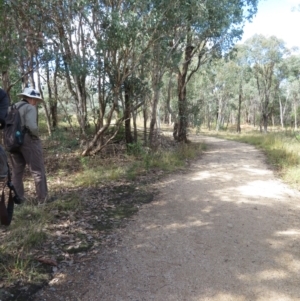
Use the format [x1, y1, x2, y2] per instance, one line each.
[286, 80, 300, 129]
[81, 0, 185, 155]
[41, 0, 95, 135]
[2, 0, 259, 154]
[0, 0, 43, 98]
[160, 71, 178, 137]
[227, 44, 253, 132]
[192, 65, 219, 130]
[80, 0, 160, 155]
[272, 58, 290, 128]
[242, 78, 260, 127]
[148, 25, 185, 147]
[0, 0, 16, 92]
[168, 0, 258, 142]
[283, 55, 300, 129]
[206, 58, 248, 131]
[244, 34, 288, 132]
[0, 0, 53, 136]
[5, 0, 47, 87]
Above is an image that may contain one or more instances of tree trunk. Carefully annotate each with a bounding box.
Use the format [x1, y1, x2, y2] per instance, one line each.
[237, 83, 242, 133]
[206, 104, 211, 130]
[46, 61, 57, 129]
[37, 62, 52, 136]
[97, 56, 106, 145]
[149, 87, 159, 148]
[173, 122, 179, 140]
[132, 109, 138, 143]
[149, 57, 165, 148]
[1, 71, 10, 97]
[253, 105, 256, 128]
[294, 99, 298, 130]
[143, 106, 148, 145]
[165, 73, 177, 138]
[124, 80, 133, 145]
[177, 73, 188, 141]
[279, 98, 284, 128]
[177, 43, 194, 143]
[262, 113, 268, 133]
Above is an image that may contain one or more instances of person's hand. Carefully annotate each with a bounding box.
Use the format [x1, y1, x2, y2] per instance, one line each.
[0, 119, 6, 129]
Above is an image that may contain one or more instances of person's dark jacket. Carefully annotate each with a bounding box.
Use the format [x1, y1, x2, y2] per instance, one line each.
[0, 88, 9, 128]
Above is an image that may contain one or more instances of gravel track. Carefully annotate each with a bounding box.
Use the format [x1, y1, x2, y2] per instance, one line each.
[34, 135, 300, 301]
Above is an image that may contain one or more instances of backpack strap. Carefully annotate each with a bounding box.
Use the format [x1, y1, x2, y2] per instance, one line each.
[15, 102, 28, 110]
[13, 102, 28, 133]
[8, 102, 27, 114]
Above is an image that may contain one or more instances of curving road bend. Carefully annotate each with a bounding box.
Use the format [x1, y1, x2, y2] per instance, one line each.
[34, 136, 300, 301]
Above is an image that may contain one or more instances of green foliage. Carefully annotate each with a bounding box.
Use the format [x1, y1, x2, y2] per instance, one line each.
[74, 161, 125, 185]
[109, 123, 125, 142]
[72, 138, 205, 186]
[8, 205, 51, 249]
[46, 128, 79, 152]
[0, 250, 50, 285]
[127, 141, 145, 156]
[125, 162, 140, 180]
[48, 194, 81, 212]
[148, 142, 205, 170]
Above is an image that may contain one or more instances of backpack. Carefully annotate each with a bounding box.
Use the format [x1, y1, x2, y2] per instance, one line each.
[4, 102, 27, 153]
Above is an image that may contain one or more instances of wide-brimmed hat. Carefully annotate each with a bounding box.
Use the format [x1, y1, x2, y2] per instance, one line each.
[18, 87, 43, 101]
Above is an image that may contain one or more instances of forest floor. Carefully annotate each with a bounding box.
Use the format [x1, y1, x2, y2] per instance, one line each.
[28, 134, 300, 301]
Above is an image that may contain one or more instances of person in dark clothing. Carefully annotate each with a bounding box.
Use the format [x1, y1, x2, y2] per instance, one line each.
[0, 88, 9, 178]
[9, 87, 48, 203]
[0, 88, 9, 126]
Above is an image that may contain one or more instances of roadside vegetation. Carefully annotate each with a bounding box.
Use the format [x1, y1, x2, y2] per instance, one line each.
[2, 121, 300, 300]
[1, 0, 300, 299]
[0, 119, 205, 300]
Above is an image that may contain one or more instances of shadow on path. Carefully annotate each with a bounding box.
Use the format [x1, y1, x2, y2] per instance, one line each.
[36, 136, 300, 301]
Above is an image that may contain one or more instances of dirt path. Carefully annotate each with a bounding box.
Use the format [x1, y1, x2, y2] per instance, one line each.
[34, 135, 300, 301]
